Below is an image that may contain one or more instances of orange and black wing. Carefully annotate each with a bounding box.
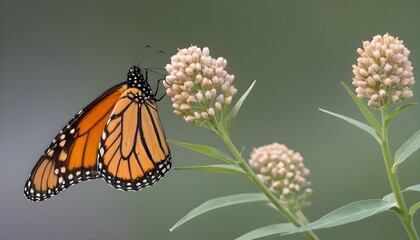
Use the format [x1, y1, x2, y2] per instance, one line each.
[24, 83, 127, 201]
[98, 88, 171, 191]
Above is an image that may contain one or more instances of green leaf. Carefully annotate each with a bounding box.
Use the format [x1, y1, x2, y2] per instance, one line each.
[287, 199, 396, 234]
[341, 82, 382, 134]
[169, 140, 236, 165]
[235, 223, 296, 240]
[226, 80, 256, 133]
[382, 193, 397, 204]
[175, 164, 247, 176]
[319, 108, 381, 143]
[386, 103, 415, 126]
[403, 184, 420, 192]
[409, 201, 420, 216]
[394, 129, 420, 166]
[170, 193, 268, 231]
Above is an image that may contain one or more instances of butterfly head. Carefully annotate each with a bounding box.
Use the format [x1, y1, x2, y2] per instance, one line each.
[127, 66, 153, 96]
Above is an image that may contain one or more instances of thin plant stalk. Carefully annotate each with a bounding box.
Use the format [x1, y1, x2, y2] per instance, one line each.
[214, 126, 319, 240]
[380, 107, 419, 240]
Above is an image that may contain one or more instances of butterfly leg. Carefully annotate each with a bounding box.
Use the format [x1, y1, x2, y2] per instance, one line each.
[153, 77, 167, 101]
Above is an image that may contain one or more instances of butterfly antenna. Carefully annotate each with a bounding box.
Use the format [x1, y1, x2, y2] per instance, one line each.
[147, 67, 167, 78]
[134, 45, 152, 64]
[137, 49, 166, 66]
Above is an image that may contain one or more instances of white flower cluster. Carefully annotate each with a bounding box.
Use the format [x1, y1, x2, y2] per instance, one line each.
[249, 142, 312, 210]
[164, 46, 237, 123]
[352, 33, 415, 108]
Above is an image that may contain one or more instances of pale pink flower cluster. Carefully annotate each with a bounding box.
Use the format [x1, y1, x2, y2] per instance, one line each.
[352, 33, 415, 108]
[249, 142, 312, 210]
[164, 46, 236, 123]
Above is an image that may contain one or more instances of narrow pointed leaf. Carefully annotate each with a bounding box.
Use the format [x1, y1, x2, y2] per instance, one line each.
[403, 184, 420, 192]
[169, 140, 236, 165]
[341, 82, 381, 134]
[386, 103, 415, 126]
[287, 199, 395, 234]
[394, 129, 420, 165]
[320, 108, 380, 142]
[382, 193, 397, 204]
[170, 193, 268, 231]
[409, 201, 420, 216]
[235, 223, 296, 240]
[226, 80, 256, 133]
[175, 164, 247, 176]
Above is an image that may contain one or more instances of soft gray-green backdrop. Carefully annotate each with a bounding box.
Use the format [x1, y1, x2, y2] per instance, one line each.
[1, 0, 419, 239]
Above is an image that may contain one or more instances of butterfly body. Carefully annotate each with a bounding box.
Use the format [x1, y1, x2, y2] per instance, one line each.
[24, 66, 171, 202]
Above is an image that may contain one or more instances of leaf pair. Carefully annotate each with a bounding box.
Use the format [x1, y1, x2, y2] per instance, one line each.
[322, 83, 419, 167]
[319, 83, 382, 143]
[170, 193, 397, 240]
[239, 199, 396, 239]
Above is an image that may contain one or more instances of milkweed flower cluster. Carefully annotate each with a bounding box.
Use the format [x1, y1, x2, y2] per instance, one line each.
[352, 33, 415, 108]
[249, 142, 312, 210]
[164, 46, 237, 124]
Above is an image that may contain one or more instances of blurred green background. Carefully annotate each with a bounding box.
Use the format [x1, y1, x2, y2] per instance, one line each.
[1, 0, 419, 239]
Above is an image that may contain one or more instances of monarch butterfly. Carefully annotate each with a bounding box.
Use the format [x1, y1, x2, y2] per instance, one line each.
[24, 66, 171, 202]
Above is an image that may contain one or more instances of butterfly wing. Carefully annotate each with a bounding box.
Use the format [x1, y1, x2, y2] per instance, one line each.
[24, 83, 127, 201]
[98, 88, 171, 191]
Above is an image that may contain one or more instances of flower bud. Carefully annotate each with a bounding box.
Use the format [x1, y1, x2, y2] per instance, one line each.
[352, 33, 415, 108]
[164, 46, 237, 124]
[249, 143, 312, 210]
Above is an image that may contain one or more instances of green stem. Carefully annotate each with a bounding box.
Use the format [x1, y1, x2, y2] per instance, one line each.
[380, 108, 419, 240]
[219, 130, 319, 240]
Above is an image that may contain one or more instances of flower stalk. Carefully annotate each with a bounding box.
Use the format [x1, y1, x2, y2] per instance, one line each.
[351, 33, 418, 239]
[218, 130, 319, 240]
[353, 33, 419, 240]
[380, 107, 419, 240]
